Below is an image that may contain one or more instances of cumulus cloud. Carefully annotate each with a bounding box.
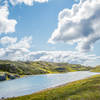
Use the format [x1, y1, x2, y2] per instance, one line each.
[48, 0, 100, 52]
[0, 36, 32, 61]
[0, 0, 48, 34]
[9, 0, 48, 6]
[0, 36, 99, 66]
[0, 4, 17, 34]
[25, 51, 100, 66]
[7, 36, 32, 51]
[0, 39, 100, 66]
[0, 36, 17, 45]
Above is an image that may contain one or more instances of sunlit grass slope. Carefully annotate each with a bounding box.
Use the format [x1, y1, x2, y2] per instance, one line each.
[91, 65, 100, 72]
[6, 74, 100, 100]
[0, 60, 92, 75]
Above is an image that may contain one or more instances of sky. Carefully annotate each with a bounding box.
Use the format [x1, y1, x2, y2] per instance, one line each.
[0, 0, 100, 66]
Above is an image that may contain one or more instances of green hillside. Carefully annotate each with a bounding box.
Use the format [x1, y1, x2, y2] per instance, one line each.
[6, 74, 100, 100]
[91, 65, 100, 72]
[0, 60, 92, 75]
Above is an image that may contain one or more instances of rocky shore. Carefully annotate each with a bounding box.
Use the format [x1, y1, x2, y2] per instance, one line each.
[0, 73, 20, 81]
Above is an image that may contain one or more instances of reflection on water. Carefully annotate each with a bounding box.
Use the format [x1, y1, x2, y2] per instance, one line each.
[0, 71, 99, 98]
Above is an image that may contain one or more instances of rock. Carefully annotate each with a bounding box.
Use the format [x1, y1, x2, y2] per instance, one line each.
[0, 74, 7, 81]
[1, 97, 4, 99]
[0, 73, 20, 81]
[7, 74, 16, 80]
[7, 74, 20, 80]
[55, 68, 66, 72]
[14, 75, 20, 78]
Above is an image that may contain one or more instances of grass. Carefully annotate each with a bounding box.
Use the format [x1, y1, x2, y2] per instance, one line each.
[5, 74, 100, 100]
[91, 65, 100, 72]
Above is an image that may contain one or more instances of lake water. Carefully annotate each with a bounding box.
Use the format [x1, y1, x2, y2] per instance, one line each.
[0, 71, 99, 98]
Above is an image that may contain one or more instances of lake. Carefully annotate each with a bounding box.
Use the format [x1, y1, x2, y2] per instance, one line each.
[0, 71, 99, 98]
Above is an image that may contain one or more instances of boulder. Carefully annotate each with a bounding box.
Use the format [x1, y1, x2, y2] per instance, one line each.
[7, 74, 16, 79]
[0, 74, 7, 81]
[14, 75, 20, 78]
[7, 74, 20, 80]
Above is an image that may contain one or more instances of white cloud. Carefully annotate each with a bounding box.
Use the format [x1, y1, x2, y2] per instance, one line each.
[9, 0, 48, 6]
[0, 0, 48, 34]
[0, 4, 17, 34]
[7, 36, 32, 51]
[48, 0, 100, 52]
[0, 40, 100, 66]
[25, 51, 100, 66]
[0, 35, 99, 66]
[0, 36, 17, 45]
[0, 36, 32, 61]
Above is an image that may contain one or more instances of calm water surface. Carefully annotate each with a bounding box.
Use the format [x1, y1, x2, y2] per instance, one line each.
[0, 71, 99, 98]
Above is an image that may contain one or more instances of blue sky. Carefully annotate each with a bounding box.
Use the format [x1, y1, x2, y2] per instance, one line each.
[8, 0, 76, 51]
[0, 0, 100, 66]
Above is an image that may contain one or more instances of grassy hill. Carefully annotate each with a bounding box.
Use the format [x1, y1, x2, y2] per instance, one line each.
[6, 74, 100, 100]
[91, 65, 100, 72]
[0, 60, 92, 75]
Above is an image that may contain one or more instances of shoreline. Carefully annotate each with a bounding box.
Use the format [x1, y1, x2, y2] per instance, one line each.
[3, 72, 100, 100]
[0, 71, 93, 82]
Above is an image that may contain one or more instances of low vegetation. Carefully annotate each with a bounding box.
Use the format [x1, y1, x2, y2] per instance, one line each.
[91, 65, 100, 72]
[5, 74, 100, 100]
